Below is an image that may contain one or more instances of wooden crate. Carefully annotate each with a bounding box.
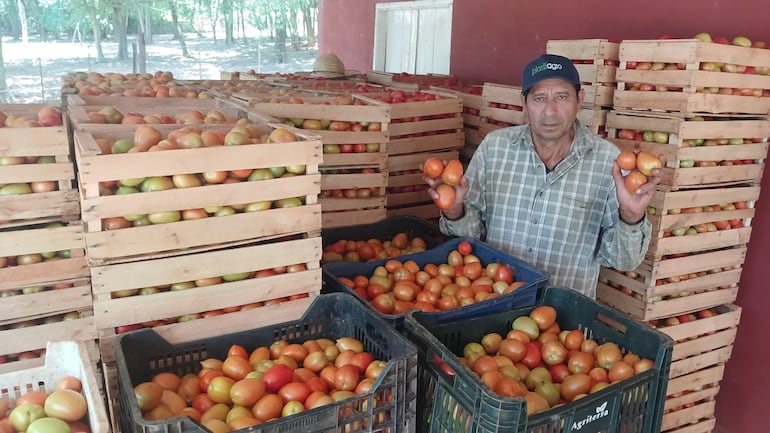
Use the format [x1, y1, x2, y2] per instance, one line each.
[66, 93, 218, 108]
[662, 365, 723, 432]
[356, 92, 465, 156]
[239, 94, 391, 168]
[0, 105, 79, 228]
[366, 71, 455, 89]
[652, 304, 741, 377]
[67, 104, 249, 127]
[597, 273, 739, 321]
[545, 38, 620, 106]
[319, 197, 388, 229]
[100, 295, 314, 433]
[387, 169, 430, 208]
[607, 111, 769, 190]
[319, 168, 388, 229]
[95, 236, 321, 363]
[614, 39, 770, 114]
[546, 38, 620, 83]
[480, 83, 526, 126]
[577, 106, 609, 136]
[0, 308, 97, 368]
[0, 221, 89, 291]
[0, 341, 109, 433]
[74, 124, 322, 265]
[645, 185, 759, 254]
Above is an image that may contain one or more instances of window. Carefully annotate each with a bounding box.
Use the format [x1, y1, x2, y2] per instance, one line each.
[373, 0, 453, 74]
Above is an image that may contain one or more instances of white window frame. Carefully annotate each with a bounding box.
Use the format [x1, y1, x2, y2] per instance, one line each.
[373, 0, 453, 73]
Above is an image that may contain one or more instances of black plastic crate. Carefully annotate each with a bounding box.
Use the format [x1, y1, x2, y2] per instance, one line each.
[115, 293, 418, 433]
[403, 287, 673, 433]
[322, 215, 451, 257]
[323, 237, 549, 330]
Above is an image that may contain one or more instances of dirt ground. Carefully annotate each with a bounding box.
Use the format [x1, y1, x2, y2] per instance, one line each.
[2, 34, 318, 104]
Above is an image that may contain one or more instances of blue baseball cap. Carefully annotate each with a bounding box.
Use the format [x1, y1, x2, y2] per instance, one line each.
[522, 54, 581, 97]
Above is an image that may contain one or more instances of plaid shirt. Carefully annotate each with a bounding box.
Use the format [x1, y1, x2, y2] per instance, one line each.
[441, 121, 651, 298]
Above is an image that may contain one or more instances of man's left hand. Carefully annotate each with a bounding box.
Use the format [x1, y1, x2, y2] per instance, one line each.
[612, 155, 667, 225]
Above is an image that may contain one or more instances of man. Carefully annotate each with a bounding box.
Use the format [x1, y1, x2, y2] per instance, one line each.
[426, 54, 662, 298]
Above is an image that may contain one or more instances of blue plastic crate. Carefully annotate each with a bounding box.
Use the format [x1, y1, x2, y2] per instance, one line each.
[403, 287, 673, 433]
[115, 293, 418, 433]
[322, 215, 451, 252]
[323, 237, 549, 330]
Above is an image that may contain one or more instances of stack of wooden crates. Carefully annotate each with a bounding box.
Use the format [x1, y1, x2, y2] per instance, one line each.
[64, 93, 324, 432]
[0, 104, 99, 374]
[595, 38, 770, 433]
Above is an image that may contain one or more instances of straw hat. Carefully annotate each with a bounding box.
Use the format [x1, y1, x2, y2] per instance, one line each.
[312, 53, 346, 77]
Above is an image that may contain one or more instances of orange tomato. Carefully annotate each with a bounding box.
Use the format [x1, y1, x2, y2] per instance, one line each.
[529, 305, 557, 330]
[624, 170, 648, 193]
[434, 184, 456, 210]
[421, 157, 444, 178]
[152, 372, 182, 391]
[616, 150, 637, 171]
[441, 160, 464, 186]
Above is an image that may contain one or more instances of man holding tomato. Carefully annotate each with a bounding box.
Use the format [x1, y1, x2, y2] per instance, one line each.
[426, 54, 663, 298]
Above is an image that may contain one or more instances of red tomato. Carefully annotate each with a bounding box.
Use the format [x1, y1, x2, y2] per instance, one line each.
[334, 364, 361, 391]
[521, 342, 542, 369]
[262, 364, 294, 393]
[371, 294, 395, 314]
[494, 264, 515, 284]
[348, 352, 375, 373]
[457, 241, 472, 256]
[191, 392, 215, 414]
[441, 160, 464, 186]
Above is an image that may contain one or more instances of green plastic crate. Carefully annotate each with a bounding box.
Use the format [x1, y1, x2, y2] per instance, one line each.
[403, 287, 673, 433]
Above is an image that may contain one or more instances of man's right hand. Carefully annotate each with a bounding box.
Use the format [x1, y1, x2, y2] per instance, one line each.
[424, 174, 469, 220]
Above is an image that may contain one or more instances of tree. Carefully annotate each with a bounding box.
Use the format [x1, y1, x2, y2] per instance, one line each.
[113, 0, 129, 61]
[222, 0, 234, 44]
[17, 0, 29, 43]
[78, 0, 105, 62]
[169, 0, 190, 57]
[300, 0, 317, 47]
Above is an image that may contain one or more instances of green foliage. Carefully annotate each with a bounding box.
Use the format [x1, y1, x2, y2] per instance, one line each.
[0, 0, 317, 42]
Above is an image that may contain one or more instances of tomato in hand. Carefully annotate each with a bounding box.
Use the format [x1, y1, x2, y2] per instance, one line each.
[616, 151, 637, 171]
[422, 157, 444, 178]
[441, 160, 464, 186]
[624, 170, 648, 194]
[434, 184, 456, 210]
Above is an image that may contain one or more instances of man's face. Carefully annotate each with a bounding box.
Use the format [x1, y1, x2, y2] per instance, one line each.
[522, 78, 584, 143]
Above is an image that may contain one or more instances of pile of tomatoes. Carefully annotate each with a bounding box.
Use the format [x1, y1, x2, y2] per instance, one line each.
[0, 376, 92, 433]
[420, 158, 464, 210]
[132, 337, 390, 432]
[337, 240, 526, 315]
[322, 232, 428, 263]
[457, 306, 654, 416]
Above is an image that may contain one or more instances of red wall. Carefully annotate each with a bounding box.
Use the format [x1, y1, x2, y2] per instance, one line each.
[318, 1, 770, 431]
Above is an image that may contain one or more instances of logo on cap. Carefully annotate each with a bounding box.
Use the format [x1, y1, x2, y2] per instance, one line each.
[532, 62, 563, 76]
